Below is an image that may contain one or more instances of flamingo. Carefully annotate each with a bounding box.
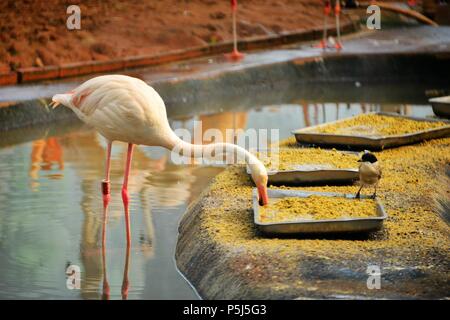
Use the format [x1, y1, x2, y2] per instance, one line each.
[51, 75, 269, 246]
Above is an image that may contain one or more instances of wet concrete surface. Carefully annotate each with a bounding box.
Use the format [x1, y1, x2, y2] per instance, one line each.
[1, 26, 450, 103]
[322, 25, 450, 53]
[2, 26, 450, 133]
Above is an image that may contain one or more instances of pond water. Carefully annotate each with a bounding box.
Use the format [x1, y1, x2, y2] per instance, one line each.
[0, 82, 439, 299]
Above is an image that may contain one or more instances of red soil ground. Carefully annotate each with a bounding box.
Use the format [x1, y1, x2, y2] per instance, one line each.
[0, 0, 353, 73]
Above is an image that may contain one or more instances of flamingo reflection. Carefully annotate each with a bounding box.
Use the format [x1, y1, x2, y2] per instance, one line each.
[56, 129, 202, 299]
[300, 102, 311, 127]
[58, 130, 163, 299]
[101, 195, 110, 300]
[100, 193, 131, 300]
[29, 137, 64, 190]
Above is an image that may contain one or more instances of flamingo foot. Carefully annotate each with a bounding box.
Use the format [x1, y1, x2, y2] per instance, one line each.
[334, 42, 343, 51]
[121, 278, 129, 300]
[225, 49, 244, 61]
[102, 280, 110, 300]
[313, 39, 328, 49]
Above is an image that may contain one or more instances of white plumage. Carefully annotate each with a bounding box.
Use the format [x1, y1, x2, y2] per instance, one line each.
[53, 75, 174, 147]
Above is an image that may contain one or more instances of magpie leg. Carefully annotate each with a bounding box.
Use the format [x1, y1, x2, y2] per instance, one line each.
[371, 183, 378, 199]
[356, 185, 363, 199]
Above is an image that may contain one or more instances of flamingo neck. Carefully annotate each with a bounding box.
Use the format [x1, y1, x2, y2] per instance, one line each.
[167, 133, 261, 167]
[165, 131, 269, 205]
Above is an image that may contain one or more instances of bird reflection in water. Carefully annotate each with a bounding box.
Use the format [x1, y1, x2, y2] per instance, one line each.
[55, 129, 203, 299]
[49, 130, 163, 299]
[101, 194, 110, 300]
[100, 195, 130, 300]
[29, 137, 64, 190]
[121, 245, 131, 300]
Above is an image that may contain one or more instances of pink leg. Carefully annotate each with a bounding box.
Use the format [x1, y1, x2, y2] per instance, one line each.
[101, 216, 110, 300]
[101, 141, 112, 300]
[121, 245, 130, 300]
[122, 143, 134, 247]
[101, 141, 112, 209]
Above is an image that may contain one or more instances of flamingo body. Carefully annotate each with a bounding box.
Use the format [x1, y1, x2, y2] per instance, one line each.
[54, 75, 174, 148]
[52, 75, 269, 251]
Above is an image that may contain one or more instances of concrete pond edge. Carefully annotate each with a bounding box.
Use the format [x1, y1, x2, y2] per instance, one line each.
[0, 19, 360, 86]
[2, 48, 449, 135]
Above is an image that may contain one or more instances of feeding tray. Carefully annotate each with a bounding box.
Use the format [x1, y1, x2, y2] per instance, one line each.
[292, 112, 450, 150]
[429, 96, 450, 119]
[247, 164, 359, 186]
[252, 188, 387, 235]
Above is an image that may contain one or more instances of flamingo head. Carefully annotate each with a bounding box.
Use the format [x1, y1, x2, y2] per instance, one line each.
[50, 93, 73, 109]
[249, 161, 269, 206]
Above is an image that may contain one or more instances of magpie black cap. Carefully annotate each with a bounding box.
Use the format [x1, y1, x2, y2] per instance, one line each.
[360, 152, 378, 163]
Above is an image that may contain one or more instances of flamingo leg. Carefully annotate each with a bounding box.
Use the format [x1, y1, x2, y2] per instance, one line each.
[101, 141, 112, 300]
[321, 11, 328, 48]
[101, 204, 110, 300]
[122, 143, 134, 247]
[101, 141, 112, 209]
[121, 245, 131, 300]
[334, 1, 342, 50]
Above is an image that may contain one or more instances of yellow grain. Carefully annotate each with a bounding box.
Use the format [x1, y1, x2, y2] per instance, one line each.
[259, 148, 358, 171]
[259, 196, 377, 223]
[201, 137, 450, 263]
[310, 114, 447, 136]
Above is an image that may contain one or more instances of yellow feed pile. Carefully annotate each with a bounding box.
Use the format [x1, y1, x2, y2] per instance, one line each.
[310, 114, 447, 136]
[259, 148, 358, 171]
[259, 196, 377, 223]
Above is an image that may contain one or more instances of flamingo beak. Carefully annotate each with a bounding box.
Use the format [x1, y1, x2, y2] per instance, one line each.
[257, 183, 269, 206]
[49, 101, 60, 109]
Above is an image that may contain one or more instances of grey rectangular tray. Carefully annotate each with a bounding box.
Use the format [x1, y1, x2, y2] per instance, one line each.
[429, 96, 450, 119]
[253, 188, 387, 235]
[292, 112, 450, 150]
[247, 166, 359, 186]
